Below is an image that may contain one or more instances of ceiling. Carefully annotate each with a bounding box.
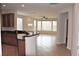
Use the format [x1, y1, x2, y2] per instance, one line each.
[1, 3, 73, 18]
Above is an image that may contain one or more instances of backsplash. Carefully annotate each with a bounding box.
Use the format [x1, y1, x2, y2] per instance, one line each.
[1, 27, 16, 31]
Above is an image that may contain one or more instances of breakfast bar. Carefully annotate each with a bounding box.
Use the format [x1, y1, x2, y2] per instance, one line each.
[1, 30, 40, 56]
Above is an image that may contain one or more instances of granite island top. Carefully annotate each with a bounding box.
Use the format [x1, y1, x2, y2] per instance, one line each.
[1, 30, 40, 39]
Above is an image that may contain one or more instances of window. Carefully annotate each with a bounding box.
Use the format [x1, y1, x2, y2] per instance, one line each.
[33, 20, 57, 32]
[34, 20, 36, 31]
[37, 21, 41, 31]
[17, 17, 23, 30]
[53, 21, 57, 31]
[42, 21, 52, 31]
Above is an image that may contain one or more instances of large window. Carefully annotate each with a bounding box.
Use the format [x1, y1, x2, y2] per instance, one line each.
[17, 17, 23, 30]
[37, 21, 41, 31]
[53, 21, 57, 31]
[34, 20, 36, 31]
[42, 21, 52, 31]
[34, 20, 57, 32]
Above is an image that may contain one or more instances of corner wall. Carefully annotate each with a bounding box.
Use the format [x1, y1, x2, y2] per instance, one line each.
[71, 4, 79, 56]
[57, 5, 74, 51]
[57, 12, 68, 44]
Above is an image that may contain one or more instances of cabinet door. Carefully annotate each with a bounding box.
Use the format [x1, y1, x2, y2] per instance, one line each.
[7, 14, 10, 27]
[9, 13, 14, 27]
[1, 13, 14, 27]
[2, 44, 18, 56]
[18, 40, 25, 56]
[1, 14, 7, 27]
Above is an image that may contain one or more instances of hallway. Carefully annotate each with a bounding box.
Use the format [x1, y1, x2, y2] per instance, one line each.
[37, 34, 71, 56]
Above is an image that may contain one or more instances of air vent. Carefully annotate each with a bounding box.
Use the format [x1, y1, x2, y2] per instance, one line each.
[49, 3, 59, 5]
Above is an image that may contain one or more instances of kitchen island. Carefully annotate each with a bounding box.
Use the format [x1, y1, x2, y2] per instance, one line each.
[1, 30, 40, 56]
[24, 32, 39, 56]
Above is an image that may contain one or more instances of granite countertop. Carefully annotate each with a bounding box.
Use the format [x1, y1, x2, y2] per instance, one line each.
[17, 31, 40, 40]
[24, 32, 40, 37]
[1, 30, 40, 39]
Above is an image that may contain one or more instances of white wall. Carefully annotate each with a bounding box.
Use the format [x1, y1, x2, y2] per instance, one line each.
[57, 5, 74, 50]
[57, 12, 68, 44]
[25, 36, 37, 56]
[57, 4, 79, 56]
[71, 4, 79, 56]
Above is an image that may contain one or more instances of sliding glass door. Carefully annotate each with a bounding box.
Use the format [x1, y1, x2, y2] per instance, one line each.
[33, 20, 57, 32]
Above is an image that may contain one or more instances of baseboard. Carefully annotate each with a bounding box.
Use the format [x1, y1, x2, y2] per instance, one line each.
[56, 41, 65, 44]
[67, 46, 71, 50]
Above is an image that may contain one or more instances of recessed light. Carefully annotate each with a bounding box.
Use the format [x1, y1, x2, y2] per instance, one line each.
[2, 5, 6, 7]
[21, 4, 24, 7]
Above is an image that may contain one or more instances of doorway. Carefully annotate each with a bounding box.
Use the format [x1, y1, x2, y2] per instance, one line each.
[59, 12, 68, 48]
[0, 15, 1, 56]
[65, 19, 68, 47]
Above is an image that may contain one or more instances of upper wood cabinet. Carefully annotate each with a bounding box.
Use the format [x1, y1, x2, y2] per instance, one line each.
[1, 13, 14, 27]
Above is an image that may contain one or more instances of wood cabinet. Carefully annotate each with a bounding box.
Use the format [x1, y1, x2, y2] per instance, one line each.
[1, 13, 14, 27]
[2, 44, 18, 56]
[1, 31, 26, 56]
[1, 31, 18, 56]
[18, 39, 25, 56]
[1, 31, 17, 46]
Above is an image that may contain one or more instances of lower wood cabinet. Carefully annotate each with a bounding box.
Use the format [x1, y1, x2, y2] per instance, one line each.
[2, 40, 25, 56]
[1, 31, 26, 56]
[2, 44, 18, 56]
[18, 39, 25, 56]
